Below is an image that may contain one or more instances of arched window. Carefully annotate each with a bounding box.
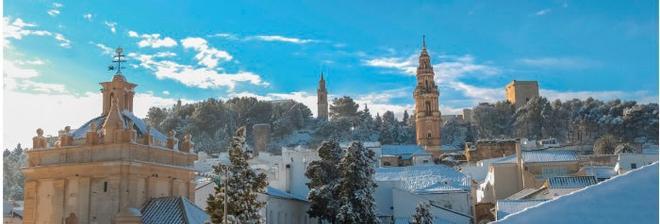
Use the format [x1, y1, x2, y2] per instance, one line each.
[425, 80, 429, 89]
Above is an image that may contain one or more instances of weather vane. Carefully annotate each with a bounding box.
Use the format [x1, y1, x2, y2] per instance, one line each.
[108, 47, 126, 74]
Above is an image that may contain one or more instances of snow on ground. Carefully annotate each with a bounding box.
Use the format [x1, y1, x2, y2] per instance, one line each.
[496, 162, 659, 224]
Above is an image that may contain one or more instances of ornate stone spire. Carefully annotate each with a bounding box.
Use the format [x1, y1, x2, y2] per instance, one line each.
[417, 36, 433, 74]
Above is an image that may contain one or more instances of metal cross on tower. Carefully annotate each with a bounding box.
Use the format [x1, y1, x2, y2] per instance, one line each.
[108, 47, 126, 74]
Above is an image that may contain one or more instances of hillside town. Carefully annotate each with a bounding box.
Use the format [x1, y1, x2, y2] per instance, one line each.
[3, 38, 658, 224]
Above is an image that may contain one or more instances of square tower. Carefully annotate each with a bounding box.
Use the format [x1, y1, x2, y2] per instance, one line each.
[505, 80, 540, 108]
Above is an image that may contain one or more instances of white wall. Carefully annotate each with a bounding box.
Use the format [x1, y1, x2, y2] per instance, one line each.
[280, 147, 320, 199]
[259, 194, 317, 224]
[616, 153, 658, 174]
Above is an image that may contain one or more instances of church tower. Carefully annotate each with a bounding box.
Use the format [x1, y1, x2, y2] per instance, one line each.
[317, 73, 328, 121]
[414, 36, 442, 152]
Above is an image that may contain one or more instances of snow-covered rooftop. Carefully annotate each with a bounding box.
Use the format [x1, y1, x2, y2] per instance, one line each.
[375, 165, 470, 193]
[547, 176, 597, 189]
[381, 145, 429, 157]
[522, 150, 577, 163]
[496, 162, 659, 223]
[496, 199, 548, 220]
[266, 186, 307, 201]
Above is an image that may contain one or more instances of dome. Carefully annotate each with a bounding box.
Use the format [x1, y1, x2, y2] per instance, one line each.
[71, 110, 168, 145]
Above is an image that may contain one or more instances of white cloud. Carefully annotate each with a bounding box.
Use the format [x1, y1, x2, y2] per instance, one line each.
[535, 9, 551, 16]
[48, 9, 60, 16]
[3, 89, 191, 149]
[83, 13, 93, 21]
[208, 33, 239, 40]
[181, 37, 232, 68]
[162, 91, 170, 95]
[364, 55, 417, 74]
[127, 30, 177, 48]
[53, 33, 71, 48]
[3, 17, 72, 48]
[91, 42, 114, 55]
[47, 3, 63, 17]
[4, 58, 68, 94]
[517, 57, 598, 69]
[104, 21, 117, 33]
[247, 35, 316, 44]
[129, 52, 265, 90]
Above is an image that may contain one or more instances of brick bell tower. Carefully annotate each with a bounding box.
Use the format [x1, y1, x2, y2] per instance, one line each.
[414, 36, 442, 153]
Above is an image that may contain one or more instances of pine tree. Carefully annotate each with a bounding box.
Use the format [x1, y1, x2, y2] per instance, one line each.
[207, 127, 268, 223]
[305, 141, 343, 223]
[336, 141, 379, 224]
[411, 202, 433, 224]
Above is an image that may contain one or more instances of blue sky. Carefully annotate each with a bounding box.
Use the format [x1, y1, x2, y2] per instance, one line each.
[3, 0, 658, 148]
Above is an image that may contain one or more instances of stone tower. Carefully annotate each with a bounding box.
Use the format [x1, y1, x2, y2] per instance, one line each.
[22, 48, 198, 224]
[505, 80, 539, 108]
[317, 73, 328, 121]
[413, 36, 442, 153]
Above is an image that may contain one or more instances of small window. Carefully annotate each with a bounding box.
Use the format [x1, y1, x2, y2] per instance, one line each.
[423, 160, 429, 163]
[103, 182, 108, 192]
[383, 162, 391, 166]
[631, 163, 637, 169]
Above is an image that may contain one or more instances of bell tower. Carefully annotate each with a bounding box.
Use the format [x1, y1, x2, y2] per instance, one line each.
[413, 36, 442, 152]
[100, 48, 136, 115]
[317, 72, 328, 121]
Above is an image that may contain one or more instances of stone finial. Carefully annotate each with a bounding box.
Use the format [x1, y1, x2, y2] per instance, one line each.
[179, 133, 194, 153]
[59, 126, 74, 147]
[32, 128, 48, 149]
[143, 125, 153, 146]
[86, 122, 99, 145]
[167, 130, 178, 150]
[126, 121, 137, 143]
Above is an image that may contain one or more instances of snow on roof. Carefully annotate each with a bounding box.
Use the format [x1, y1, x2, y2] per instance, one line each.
[381, 145, 429, 157]
[496, 200, 548, 220]
[522, 150, 577, 163]
[547, 176, 597, 189]
[340, 141, 381, 148]
[266, 186, 307, 201]
[496, 162, 659, 223]
[375, 165, 470, 193]
[141, 196, 209, 224]
[579, 166, 616, 180]
[506, 188, 545, 200]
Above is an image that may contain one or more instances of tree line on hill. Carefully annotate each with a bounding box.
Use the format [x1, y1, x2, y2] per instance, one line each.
[143, 95, 658, 155]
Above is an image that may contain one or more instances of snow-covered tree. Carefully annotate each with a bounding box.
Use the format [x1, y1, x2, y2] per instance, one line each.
[336, 141, 379, 224]
[593, 134, 618, 155]
[330, 96, 360, 121]
[3, 143, 25, 201]
[305, 141, 343, 223]
[513, 97, 553, 140]
[441, 118, 469, 148]
[207, 127, 268, 223]
[473, 101, 514, 139]
[411, 202, 433, 224]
